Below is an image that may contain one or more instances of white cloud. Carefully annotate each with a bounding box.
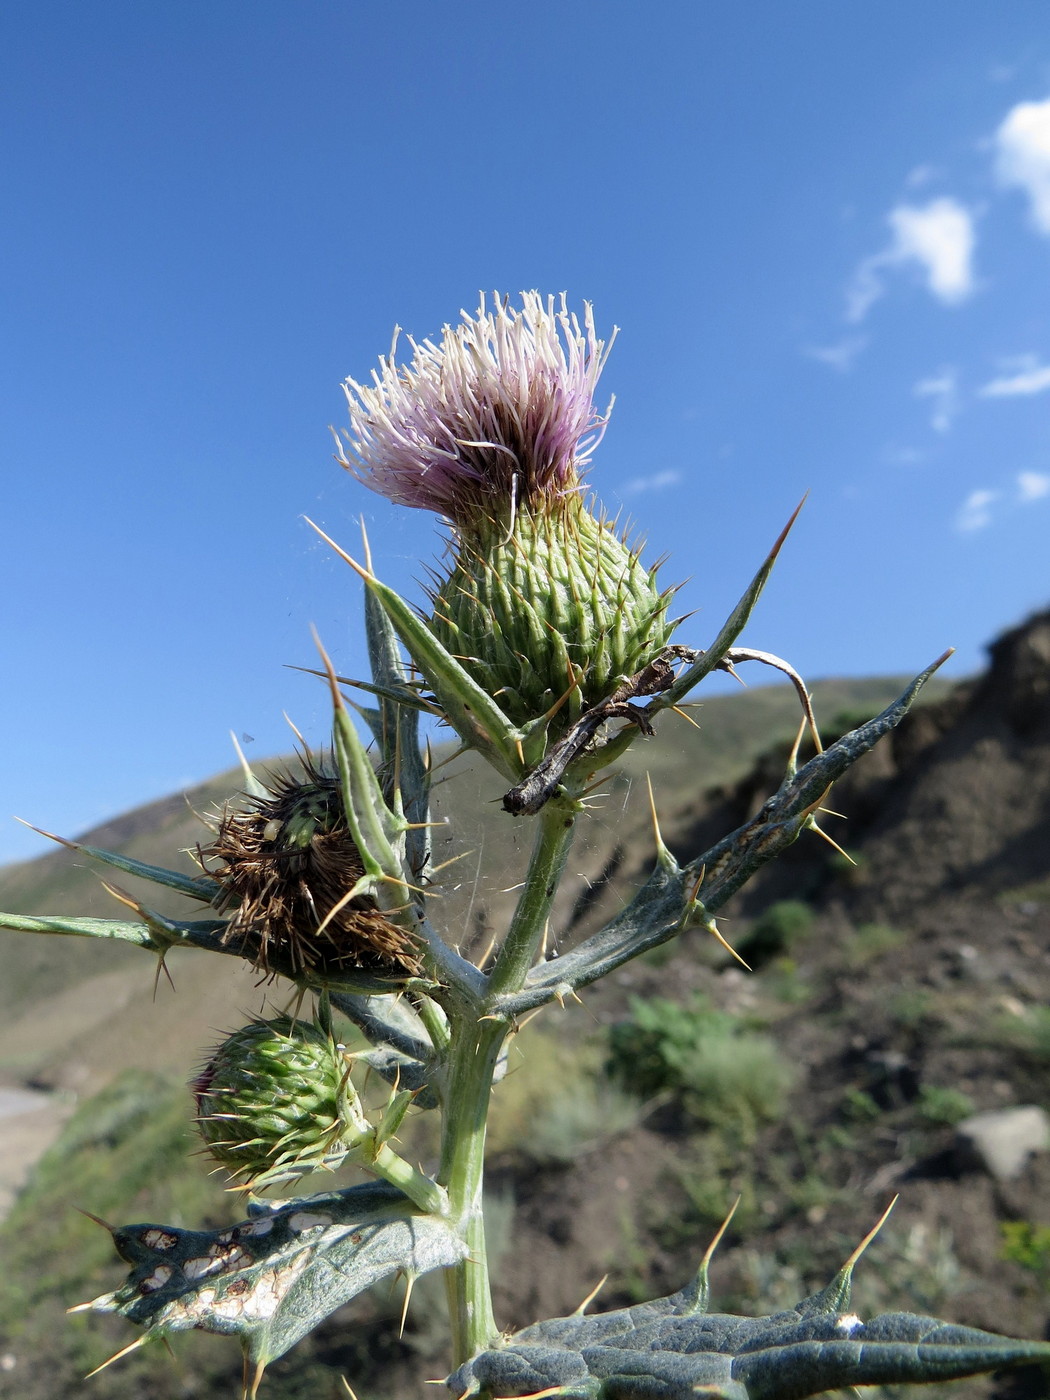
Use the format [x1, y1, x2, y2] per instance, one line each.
[994, 97, 1050, 234]
[1018, 470, 1050, 502]
[979, 355, 1050, 397]
[619, 469, 681, 495]
[847, 198, 976, 322]
[914, 367, 960, 433]
[955, 488, 999, 533]
[804, 335, 867, 372]
[888, 201, 976, 302]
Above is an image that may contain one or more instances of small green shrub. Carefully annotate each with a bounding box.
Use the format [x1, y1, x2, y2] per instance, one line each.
[842, 1087, 883, 1122]
[737, 900, 814, 967]
[916, 1084, 975, 1127]
[1001, 1221, 1050, 1290]
[607, 995, 795, 1141]
[845, 921, 906, 966]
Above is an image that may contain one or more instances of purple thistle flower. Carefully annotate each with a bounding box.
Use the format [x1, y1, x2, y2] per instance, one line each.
[335, 293, 616, 526]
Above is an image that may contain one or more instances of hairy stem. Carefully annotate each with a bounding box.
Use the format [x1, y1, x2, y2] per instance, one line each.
[438, 1009, 507, 1365]
[486, 798, 578, 999]
[437, 798, 579, 1365]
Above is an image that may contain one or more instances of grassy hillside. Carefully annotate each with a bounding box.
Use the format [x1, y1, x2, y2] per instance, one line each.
[0, 671, 963, 1399]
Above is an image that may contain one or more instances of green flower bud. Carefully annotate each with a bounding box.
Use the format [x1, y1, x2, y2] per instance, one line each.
[430, 497, 674, 731]
[193, 1018, 363, 1188]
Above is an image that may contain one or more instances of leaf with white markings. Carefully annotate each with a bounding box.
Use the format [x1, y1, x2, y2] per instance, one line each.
[78, 1183, 465, 1380]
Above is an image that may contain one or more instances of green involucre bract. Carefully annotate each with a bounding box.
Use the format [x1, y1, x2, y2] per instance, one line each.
[193, 1018, 361, 1188]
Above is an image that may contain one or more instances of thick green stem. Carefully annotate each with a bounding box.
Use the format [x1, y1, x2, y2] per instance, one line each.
[486, 798, 578, 999]
[438, 1011, 507, 1366]
[362, 1140, 449, 1215]
[437, 801, 580, 1366]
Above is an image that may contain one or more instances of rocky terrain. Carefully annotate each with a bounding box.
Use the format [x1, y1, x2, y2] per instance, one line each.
[1, 615, 1048, 1399]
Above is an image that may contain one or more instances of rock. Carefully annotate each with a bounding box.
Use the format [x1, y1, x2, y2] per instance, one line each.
[955, 1105, 1050, 1182]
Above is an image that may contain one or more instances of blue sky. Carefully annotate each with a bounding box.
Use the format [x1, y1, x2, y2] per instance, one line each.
[2, 2, 1049, 864]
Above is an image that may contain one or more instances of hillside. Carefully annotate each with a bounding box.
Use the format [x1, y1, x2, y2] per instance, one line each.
[3, 625, 1049, 1400]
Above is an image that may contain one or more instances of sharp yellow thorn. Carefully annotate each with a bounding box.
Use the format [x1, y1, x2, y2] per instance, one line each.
[342, 1379, 363, 1400]
[844, 1196, 898, 1271]
[399, 1273, 415, 1338]
[426, 848, 475, 877]
[283, 711, 310, 749]
[229, 730, 259, 789]
[701, 1196, 741, 1271]
[474, 932, 499, 970]
[84, 1335, 149, 1378]
[248, 1357, 268, 1400]
[573, 1272, 608, 1314]
[646, 767, 669, 851]
[787, 715, 807, 773]
[518, 1007, 546, 1030]
[818, 807, 847, 820]
[14, 816, 76, 848]
[579, 775, 613, 801]
[359, 516, 374, 574]
[514, 737, 526, 765]
[310, 625, 345, 714]
[705, 919, 751, 971]
[671, 704, 703, 731]
[99, 878, 145, 917]
[151, 952, 175, 1002]
[809, 822, 857, 865]
[304, 516, 373, 581]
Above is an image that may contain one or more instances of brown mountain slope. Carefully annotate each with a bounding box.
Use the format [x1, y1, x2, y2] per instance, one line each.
[2, 626, 1047, 1400]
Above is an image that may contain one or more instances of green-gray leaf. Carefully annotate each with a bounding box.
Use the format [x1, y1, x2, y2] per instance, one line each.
[447, 1277, 1050, 1400]
[86, 1182, 465, 1367]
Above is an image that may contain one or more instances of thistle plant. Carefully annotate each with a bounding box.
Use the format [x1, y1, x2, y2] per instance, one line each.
[3, 291, 1047, 1400]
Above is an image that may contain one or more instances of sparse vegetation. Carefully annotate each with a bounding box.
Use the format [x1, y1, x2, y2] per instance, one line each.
[607, 996, 795, 1141]
[737, 899, 814, 967]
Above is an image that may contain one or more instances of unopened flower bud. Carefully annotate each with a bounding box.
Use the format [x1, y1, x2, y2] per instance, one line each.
[193, 1018, 361, 1188]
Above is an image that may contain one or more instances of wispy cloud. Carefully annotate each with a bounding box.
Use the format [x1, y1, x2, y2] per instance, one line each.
[953, 473, 1049, 532]
[979, 355, 1050, 397]
[847, 198, 976, 322]
[955, 488, 999, 533]
[618, 469, 682, 495]
[994, 96, 1050, 234]
[914, 367, 960, 432]
[1018, 470, 1050, 502]
[804, 335, 867, 372]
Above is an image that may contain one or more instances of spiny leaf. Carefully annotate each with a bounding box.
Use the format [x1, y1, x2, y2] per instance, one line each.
[16, 824, 220, 901]
[0, 911, 225, 948]
[84, 1182, 466, 1369]
[448, 1274, 1050, 1400]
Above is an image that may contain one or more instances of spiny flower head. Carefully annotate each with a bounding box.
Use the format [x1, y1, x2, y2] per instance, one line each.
[201, 759, 421, 984]
[192, 1017, 363, 1189]
[335, 291, 615, 528]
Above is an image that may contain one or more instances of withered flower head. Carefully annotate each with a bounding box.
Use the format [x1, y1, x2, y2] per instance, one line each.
[201, 760, 420, 983]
